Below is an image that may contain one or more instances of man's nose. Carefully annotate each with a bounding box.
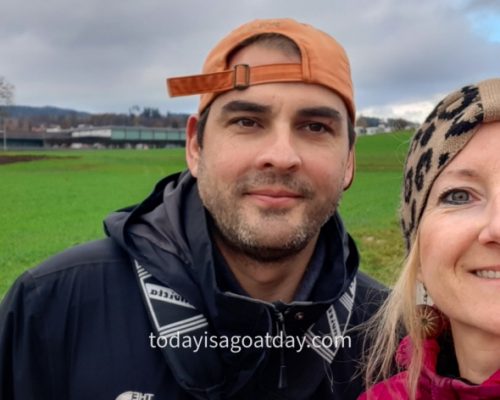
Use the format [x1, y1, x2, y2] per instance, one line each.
[254, 127, 302, 171]
[478, 193, 500, 245]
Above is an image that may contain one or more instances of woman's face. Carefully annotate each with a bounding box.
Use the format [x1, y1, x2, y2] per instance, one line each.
[419, 121, 500, 338]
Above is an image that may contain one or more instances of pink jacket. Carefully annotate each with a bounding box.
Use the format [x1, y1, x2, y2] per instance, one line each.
[359, 336, 500, 399]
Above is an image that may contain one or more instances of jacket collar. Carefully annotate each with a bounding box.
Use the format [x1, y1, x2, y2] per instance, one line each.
[396, 336, 500, 399]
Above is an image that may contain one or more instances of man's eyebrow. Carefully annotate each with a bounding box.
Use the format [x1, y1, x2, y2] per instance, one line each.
[296, 107, 342, 121]
[220, 100, 271, 115]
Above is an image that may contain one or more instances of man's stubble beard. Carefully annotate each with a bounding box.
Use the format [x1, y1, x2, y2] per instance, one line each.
[196, 158, 343, 263]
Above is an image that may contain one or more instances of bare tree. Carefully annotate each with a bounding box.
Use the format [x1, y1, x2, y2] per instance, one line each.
[0, 76, 15, 150]
[0, 76, 14, 105]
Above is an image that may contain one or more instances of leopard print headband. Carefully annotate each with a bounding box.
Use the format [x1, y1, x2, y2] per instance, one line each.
[401, 78, 500, 251]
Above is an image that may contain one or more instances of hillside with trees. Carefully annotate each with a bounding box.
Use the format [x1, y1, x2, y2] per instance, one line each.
[0, 104, 189, 133]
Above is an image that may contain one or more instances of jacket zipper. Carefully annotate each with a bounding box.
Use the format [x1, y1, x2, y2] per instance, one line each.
[275, 309, 288, 390]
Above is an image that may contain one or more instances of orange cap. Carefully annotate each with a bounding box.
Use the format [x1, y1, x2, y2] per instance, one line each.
[166, 18, 355, 122]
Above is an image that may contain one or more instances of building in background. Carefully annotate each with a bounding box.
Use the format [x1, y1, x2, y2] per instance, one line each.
[3, 126, 186, 149]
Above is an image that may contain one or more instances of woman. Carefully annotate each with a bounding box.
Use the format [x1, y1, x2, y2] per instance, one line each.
[360, 78, 500, 399]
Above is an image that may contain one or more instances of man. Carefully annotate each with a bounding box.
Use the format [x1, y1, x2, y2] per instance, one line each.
[0, 19, 386, 399]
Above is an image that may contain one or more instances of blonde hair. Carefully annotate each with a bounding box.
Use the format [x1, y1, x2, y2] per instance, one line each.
[363, 234, 427, 400]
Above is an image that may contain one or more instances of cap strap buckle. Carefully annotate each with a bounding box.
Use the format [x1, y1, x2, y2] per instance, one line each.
[233, 64, 250, 90]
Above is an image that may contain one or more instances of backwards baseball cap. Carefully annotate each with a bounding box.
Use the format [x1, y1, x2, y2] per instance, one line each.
[401, 78, 500, 251]
[166, 18, 355, 122]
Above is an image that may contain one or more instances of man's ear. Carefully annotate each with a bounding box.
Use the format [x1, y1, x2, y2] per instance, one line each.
[343, 149, 356, 190]
[185, 114, 201, 177]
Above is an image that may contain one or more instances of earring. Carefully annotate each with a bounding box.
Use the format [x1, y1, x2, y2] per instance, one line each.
[416, 282, 447, 338]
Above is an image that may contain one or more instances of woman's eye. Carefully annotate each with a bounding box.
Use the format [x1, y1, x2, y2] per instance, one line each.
[440, 189, 471, 205]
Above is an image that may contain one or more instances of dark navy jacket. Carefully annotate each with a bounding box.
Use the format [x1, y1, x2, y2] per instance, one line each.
[0, 171, 386, 400]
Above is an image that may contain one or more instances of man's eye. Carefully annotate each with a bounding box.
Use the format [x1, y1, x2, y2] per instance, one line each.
[234, 118, 257, 128]
[440, 189, 471, 205]
[304, 123, 330, 133]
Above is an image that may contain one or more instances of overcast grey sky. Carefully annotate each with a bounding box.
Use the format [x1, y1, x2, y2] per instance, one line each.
[1, 0, 499, 122]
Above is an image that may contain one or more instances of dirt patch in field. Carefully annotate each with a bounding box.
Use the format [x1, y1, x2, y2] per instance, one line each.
[0, 155, 77, 165]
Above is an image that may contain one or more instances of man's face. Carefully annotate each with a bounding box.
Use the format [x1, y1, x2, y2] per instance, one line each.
[186, 44, 354, 261]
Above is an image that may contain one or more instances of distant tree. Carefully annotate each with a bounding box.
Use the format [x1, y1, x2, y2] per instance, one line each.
[0, 76, 14, 106]
[387, 118, 411, 131]
[356, 115, 369, 128]
[1, 76, 15, 150]
[165, 112, 188, 128]
[129, 105, 141, 126]
[129, 105, 141, 116]
[356, 115, 381, 128]
[141, 107, 162, 120]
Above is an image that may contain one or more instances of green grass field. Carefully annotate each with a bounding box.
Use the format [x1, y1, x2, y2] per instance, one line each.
[0, 131, 412, 298]
[341, 131, 412, 284]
